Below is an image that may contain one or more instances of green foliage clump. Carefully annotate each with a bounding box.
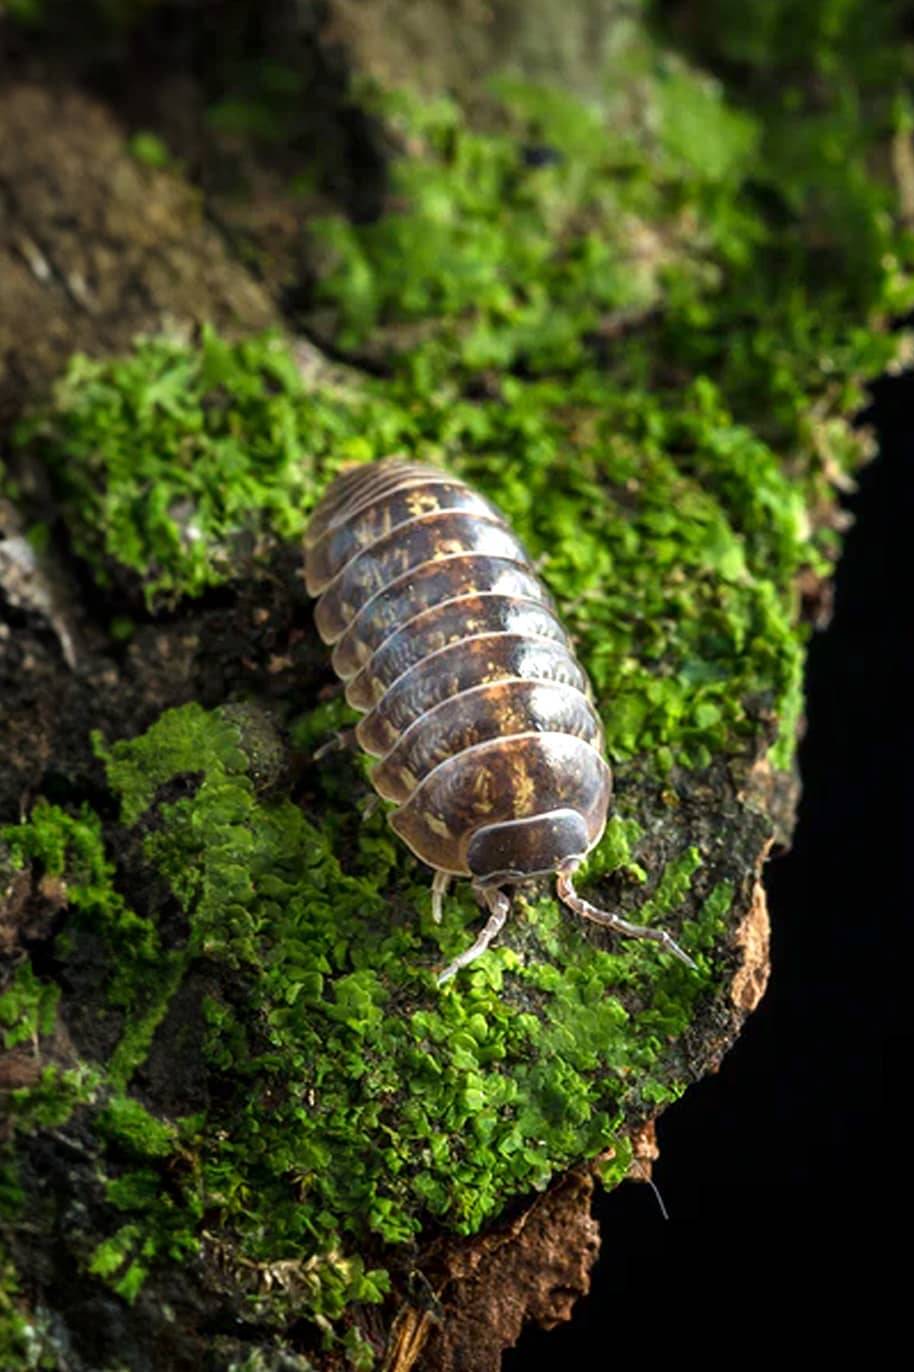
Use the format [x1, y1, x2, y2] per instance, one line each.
[310, 51, 913, 435]
[4, 1065, 99, 1135]
[96, 1096, 178, 1159]
[0, 703, 725, 1322]
[87, 1192, 201, 1307]
[312, 72, 757, 370]
[426, 371, 812, 769]
[0, 966, 58, 1051]
[15, 332, 820, 772]
[0, 1242, 52, 1372]
[95, 703, 718, 1233]
[14, 331, 334, 607]
[127, 130, 172, 168]
[2, 799, 178, 1089]
[13, 22, 912, 771]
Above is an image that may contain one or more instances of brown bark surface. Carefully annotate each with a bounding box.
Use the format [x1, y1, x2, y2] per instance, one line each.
[0, 81, 277, 425]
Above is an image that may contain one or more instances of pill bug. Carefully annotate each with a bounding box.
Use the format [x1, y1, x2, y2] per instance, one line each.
[305, 457, 696, 983]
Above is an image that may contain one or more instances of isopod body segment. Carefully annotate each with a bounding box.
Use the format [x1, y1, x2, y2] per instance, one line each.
[304, 458, 696, 982]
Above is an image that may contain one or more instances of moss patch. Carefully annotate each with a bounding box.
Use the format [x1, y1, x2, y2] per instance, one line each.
[14, 30, 912, 755]
[1, 705, 724, 1338]
[15, 332, 326, 608]
[0, 1241, 48, 1372]
[309, 74, 756, 369]
[0, 965, 59, 1051]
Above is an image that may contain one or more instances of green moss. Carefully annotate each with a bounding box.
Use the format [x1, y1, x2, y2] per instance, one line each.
[5, 1065, 99, 1134]
[127, 130, 172, 169]
[0, 703, 722, 1327]
[309, 52, 912, 418]
[311, 72, 757, 370]
[2, 799, 172, 1062]
[0, 1241, 53, 1372]
[0, 966, 59, 1051]
[13, 13, 911, 765]
[14, 331, 336, 608]
[88, 1205, 199, 1307]
[92, 701, 715, 1245]
[433, 372, 813, 769]
[96, 1096, 178, 1160]
[14, 335, 824, 771]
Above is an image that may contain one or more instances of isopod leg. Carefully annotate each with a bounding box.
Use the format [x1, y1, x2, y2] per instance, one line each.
[313, 727, 359, 761]
[556, 866, 697, 970]
[436, 886, 511, 986]
[431, 870, 451, 925]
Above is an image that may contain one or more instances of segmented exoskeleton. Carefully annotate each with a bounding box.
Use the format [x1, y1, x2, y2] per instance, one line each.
[305, 458, 695, 983]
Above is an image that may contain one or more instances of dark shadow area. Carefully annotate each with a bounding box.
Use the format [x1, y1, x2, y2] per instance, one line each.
[0, 0, 388, 222]
[505, 366, 909, 1363]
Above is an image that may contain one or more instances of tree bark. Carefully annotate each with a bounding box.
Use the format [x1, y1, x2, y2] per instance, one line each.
[0, 4, 904, 1369]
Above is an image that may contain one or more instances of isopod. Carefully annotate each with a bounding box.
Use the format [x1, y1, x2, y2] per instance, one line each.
[305, 457, 696, 983]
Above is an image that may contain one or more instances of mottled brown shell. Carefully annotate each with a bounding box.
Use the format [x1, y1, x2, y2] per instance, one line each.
[305, 458, 612, 882]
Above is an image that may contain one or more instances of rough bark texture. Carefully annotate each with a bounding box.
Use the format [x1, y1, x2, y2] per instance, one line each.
[1, 3, 909, 1370]
[0, 81, 278, 426]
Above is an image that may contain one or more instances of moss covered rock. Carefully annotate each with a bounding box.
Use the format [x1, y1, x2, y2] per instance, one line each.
[1, 1, 913, 1368]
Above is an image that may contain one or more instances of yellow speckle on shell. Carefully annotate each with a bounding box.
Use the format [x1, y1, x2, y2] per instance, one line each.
[510, 756, 537, 816]
[406, 489, 443, 517]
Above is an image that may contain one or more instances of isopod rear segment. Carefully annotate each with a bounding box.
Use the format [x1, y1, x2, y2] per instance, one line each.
[305, 458, 696, 982]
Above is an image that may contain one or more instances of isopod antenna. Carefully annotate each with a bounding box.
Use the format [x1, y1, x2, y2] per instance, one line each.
[555, 866, 698, 970]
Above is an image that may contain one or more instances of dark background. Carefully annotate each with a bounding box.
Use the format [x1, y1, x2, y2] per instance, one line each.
[505, 367, 909, 1363]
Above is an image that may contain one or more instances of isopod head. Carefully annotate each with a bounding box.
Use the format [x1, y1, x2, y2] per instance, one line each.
[467, 809, 595, 886]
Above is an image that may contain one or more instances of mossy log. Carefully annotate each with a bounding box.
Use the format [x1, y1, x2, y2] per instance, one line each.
[1, 3, 912, 1370]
